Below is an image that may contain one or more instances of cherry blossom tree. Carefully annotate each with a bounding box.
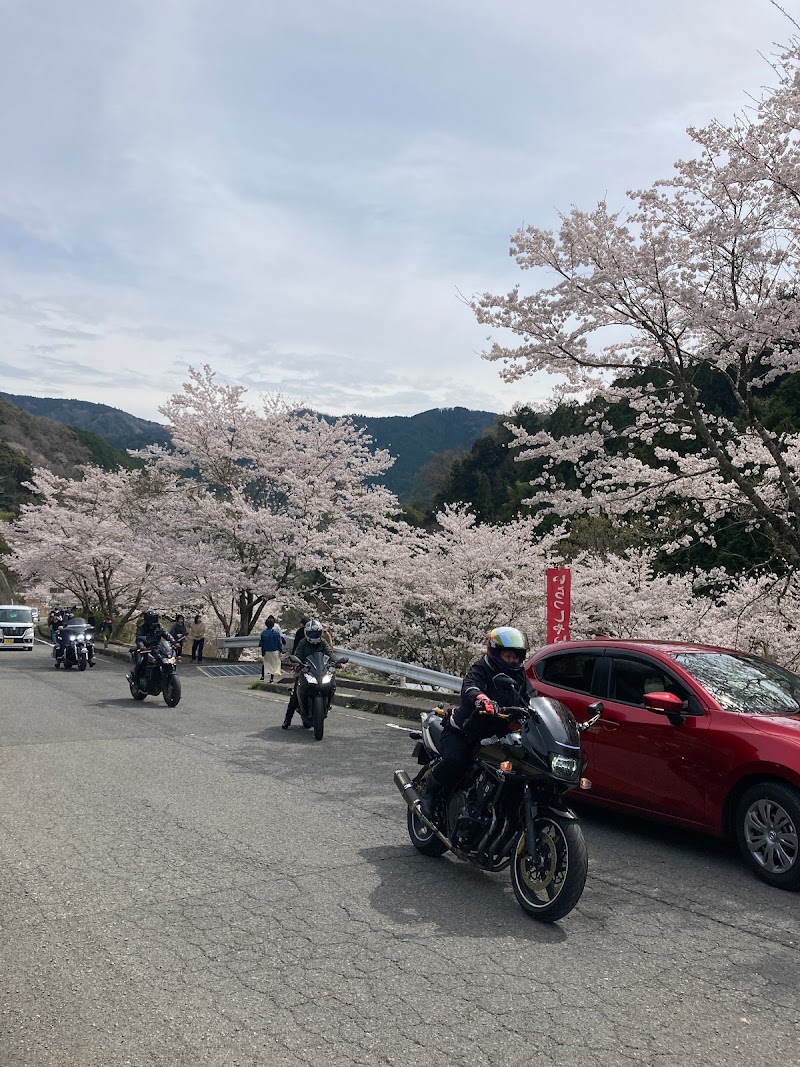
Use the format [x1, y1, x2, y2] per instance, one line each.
[333, 504, 562, 673]
[141, 367, 398, 656]
[7, 465, 175, 637]
[473, 41, 800, 570]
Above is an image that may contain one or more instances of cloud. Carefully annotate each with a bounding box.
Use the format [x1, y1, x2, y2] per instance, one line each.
[0, 0, 793, 420]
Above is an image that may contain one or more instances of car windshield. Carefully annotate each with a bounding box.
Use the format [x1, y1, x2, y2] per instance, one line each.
[673, 652, 800, 715]
[0, 608, 32, 624]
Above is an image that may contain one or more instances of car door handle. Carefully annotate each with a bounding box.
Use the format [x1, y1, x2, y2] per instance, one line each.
[598, 718, 619, 730]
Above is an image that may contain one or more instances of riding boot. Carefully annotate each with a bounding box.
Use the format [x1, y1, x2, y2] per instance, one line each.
[419, 778, 442, 821]
[282, 708, 294, 730]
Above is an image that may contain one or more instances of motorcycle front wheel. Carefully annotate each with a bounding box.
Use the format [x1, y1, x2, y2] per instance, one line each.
[163, 675, 182, 708]
[511, 815, 588, 923]
[312, 694, 325, 740]
[78, 653, 87, 671]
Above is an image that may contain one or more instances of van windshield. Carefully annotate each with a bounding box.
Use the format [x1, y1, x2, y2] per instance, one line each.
[0, 607, 33, 624]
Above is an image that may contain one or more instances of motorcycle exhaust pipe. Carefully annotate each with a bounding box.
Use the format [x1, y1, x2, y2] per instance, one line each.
[393, 769, 458, 854]
[394, 768, 422, 807]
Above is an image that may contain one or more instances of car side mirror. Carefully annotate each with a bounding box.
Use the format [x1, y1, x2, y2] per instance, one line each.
[643, 691, 685, 724]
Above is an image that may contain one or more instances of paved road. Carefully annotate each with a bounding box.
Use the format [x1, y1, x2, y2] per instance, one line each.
[1, 643, 798, 1066]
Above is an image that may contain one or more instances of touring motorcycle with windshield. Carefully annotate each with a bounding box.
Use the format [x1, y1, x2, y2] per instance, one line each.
[53, 619, 96, 670]
[127, 635, 182, 707]
[394, 676, 601, 922]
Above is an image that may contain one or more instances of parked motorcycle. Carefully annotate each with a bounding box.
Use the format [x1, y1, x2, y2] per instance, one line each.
[287, 651, 349, 740]
[127, 635, 182, 707]
[394, 677, 602, 922]
[52, 619, 96, 671]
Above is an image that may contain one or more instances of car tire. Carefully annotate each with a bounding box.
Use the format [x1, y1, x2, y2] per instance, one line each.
[735, 781, 800, 890]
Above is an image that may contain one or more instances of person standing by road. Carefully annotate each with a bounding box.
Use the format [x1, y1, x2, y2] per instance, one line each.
[189, 615, 206, 663]
[170, 614, 188, 658]
[291, 615, 310, 654]
[259, 615, 285, 682]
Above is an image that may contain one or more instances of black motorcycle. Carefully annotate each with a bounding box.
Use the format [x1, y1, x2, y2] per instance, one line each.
[394, 678, 602, 923]
[53, 620, 96, 671]
[127, 635, 182, 707]
[287, 650, 349, 740]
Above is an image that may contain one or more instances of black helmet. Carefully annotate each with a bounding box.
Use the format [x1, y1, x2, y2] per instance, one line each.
[304, 618, 323, 644]
[143, 609, 160, 627]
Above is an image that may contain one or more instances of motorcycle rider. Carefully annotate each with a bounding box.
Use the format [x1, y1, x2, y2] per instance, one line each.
[282, 618, 336, 729]
[131, 610, 175, 690]
[419, 626, 530, 820]
[53, 610, 74, 663]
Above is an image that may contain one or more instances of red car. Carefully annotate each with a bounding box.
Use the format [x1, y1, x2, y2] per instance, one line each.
[526, 639, 800, 890]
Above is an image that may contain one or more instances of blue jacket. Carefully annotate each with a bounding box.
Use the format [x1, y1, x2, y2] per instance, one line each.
[259, 626, 284, 653]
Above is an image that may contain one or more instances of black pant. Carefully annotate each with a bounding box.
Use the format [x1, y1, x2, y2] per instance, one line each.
[191, 638, 204, 661]
[430, 723, 476, 791]
[284, 682, 300, 723]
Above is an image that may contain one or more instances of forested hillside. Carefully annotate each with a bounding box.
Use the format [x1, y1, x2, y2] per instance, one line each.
[1, 393, 171, 452]
[0, 398, 141, 512]
[430, 368, 800, 575]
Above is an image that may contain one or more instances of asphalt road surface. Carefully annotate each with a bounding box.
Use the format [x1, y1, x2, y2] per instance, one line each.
[1, 643, 798, 1067]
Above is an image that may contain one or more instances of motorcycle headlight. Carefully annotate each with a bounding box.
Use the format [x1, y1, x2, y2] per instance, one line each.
[550, 754, 580, 779]
[320, 672, 333, 684]
[304, 672, 316, 684]
[163, 656, 176, 665]
[68, 634, 76, 641]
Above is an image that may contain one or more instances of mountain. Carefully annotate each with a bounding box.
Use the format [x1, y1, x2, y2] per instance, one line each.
[0, 397, 140, 512]
[0, 393, 170, 452]
[349, 408, 498, 500]
[1, 394, 499, 502]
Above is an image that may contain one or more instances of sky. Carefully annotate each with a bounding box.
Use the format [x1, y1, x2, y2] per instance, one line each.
[0, 0, 795, 423]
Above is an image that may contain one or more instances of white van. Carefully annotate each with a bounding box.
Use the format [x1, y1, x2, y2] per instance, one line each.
[0, 605, 35, 650]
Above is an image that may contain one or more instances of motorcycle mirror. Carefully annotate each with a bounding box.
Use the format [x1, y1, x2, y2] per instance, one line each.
[287, 654, 301, 665]
[577, 701, 604, 732]
[492, 673, 518, 699]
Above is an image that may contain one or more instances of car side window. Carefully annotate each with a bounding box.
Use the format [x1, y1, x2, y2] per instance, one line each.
[609, 657, 690, 707]
[535, 652, 602, 695]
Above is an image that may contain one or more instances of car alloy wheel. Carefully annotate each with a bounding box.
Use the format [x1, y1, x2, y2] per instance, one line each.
[742, 797, 798, 874]
[736, 781, 800, 889]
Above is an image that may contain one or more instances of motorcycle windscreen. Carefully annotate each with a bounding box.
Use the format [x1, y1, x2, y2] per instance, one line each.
[525, 696, 581, 752]
[303, 649, 330, 680]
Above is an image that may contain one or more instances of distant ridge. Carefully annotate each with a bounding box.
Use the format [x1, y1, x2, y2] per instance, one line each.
[0, 393, 170, 452]
[1, 394, 499, 501]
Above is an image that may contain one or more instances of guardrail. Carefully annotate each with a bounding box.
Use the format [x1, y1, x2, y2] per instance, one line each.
[216, 635, 463, 692]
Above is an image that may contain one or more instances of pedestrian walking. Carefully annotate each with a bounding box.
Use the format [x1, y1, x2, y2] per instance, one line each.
[259, 615, 285, 682]
[189, 615, 206, 662]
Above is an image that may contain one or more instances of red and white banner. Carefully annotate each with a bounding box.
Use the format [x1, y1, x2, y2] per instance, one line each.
[546, 567, 572, 644]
